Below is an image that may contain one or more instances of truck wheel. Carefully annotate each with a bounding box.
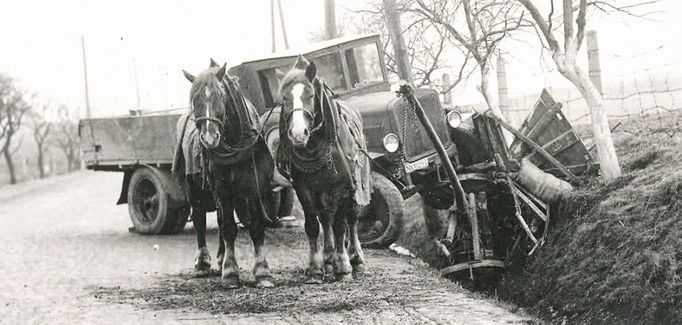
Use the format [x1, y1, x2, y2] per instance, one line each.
[127, 167, 188, 235]
[359, 172, 405, 248]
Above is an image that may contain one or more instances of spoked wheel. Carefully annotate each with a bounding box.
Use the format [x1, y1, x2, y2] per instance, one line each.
[437, 174, 506, 289]
[135, 179, 159, 225]
[359, 172, 405, 248]
[128, 167, 189, 235]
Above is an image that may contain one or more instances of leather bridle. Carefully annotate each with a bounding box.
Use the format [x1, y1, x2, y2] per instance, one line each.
[281, 82, 325, 134]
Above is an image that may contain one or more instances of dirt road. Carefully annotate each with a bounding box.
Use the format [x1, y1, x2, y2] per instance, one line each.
[0, 172, 535, 324]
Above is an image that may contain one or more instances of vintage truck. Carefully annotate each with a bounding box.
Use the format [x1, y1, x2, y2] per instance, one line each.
[79, 33, 463, 247]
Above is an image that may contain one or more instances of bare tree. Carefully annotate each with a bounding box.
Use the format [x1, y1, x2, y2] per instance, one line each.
[0, 74, 31, 184]
[341, 1, 474, 93]
[516, 0, 622, 179]
[414, 0, 530, 119]
[53, 106, 80, 172]
[29, 103, 53, 178]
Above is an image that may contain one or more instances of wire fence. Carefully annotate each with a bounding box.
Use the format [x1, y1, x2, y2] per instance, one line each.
[503, 53, 682, 131]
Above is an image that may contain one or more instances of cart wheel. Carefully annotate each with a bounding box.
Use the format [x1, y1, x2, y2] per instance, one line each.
[359, 172, 405, 248]
[127, 167, 188, 235]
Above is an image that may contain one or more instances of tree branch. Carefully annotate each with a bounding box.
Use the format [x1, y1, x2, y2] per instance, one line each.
[517, 0, 561, 51]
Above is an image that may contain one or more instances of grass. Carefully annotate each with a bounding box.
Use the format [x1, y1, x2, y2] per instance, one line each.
[497, 113, 682, 324]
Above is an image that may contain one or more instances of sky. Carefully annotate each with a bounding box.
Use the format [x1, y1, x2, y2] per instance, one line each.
[2, 0, 682, 118]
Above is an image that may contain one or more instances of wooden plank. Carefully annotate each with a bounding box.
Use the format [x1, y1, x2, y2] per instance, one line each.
[467, 192, 481, 261]
[486, 111, 580, 183]
[512, 183, 548, 222]
[525, 130, 578, 162]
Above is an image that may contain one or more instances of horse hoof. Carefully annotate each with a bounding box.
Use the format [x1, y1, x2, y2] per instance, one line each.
[323, 263, 334, 274]
[193, 269, 211, 278]
[352, 263, 366, 274]
[256, 277, 275, 288]
[336, 273, 353, 282]
[194, 248, 212, 273]
[304, 274, 324, 284]
[221, 275, 240, 289]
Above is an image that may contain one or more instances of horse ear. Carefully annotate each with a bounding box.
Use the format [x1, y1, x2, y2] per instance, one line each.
[294, 54, 309, 70]
[275, 69, 286, 82]
[182, 70, 196, 83]
[209, 58, 219, 68]
[215, 63, 227, 80]
[305, 61, 317, 82]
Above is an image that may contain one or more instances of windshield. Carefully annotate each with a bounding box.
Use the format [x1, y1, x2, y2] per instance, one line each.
[313, 52, 347, 91]
[257, 42, 385, 108]
[345, 42, 384, 88]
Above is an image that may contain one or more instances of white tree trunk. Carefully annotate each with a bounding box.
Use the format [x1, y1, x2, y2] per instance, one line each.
[555, 56, 622, 179]
[480, 63, 513, 144]
[480, 64, 503, 118]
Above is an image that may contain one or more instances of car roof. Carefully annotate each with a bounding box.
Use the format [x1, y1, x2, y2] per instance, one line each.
[239, 33, 380, 65]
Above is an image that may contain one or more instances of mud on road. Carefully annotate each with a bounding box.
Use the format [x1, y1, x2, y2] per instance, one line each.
[0, 172, 535, 324]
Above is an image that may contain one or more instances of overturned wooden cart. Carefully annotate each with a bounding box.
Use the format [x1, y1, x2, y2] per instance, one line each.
[412, 88, 597, 285]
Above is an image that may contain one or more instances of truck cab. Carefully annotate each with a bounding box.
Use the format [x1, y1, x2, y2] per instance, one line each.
[228, 34, 460, 246]
[229, 34, 457, 202]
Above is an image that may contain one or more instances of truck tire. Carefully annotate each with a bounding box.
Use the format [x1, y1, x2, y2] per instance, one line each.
[359, 172, 405, 248]
[127, 167, 189, 235]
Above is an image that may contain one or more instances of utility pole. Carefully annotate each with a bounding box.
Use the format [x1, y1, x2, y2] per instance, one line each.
[324, 0, 337, 40]
[81, 36, 92, 118]
[383, 0, 412, 83]
[132, 58, 141, 110]
[271, 0, 277, 52]
[277, 0, 289, 49]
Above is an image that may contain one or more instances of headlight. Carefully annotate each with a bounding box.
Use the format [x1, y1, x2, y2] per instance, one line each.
[446, 110, 462, 129]
[382, 133, 400, 153]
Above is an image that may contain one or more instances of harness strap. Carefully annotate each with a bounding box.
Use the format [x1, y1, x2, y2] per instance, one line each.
[251, 149, 276, 225]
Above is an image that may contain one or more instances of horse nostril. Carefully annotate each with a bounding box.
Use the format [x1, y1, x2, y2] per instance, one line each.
[303, 128, 309, 136]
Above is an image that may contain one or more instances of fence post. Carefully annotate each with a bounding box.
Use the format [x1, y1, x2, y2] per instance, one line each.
[586, 30, 603, 95]
[496, 52, 512, 124]
[442, 73, 452, 105]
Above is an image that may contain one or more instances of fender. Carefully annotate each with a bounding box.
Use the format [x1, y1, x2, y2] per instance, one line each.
[116, 165, 188, 208]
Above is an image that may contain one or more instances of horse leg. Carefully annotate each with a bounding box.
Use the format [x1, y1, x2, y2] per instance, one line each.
[191, 206, 211, 277]
[332, 205, 353, 281]
[314, 191, 335, 276]
[295, 187, 324, 284]
[321, 212, 336, 276]
[347, 204, 366, 276]
[218, 197, 240, 288]
[216, 206, 225, 271]
[303, 211, 324, 283]
[248, 204, 274, 288]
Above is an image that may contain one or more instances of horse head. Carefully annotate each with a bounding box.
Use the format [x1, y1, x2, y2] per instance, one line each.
[278, 55, 327, 148]
[182, 59, 228, 149]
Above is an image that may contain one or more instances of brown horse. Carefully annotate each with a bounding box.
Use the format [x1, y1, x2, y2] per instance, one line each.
[176, 60, 279, 288]
[173, 106, 224, 277]
[277, 55, 372, 282]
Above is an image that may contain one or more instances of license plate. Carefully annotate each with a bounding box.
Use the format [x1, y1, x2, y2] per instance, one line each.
[404, 158, 429, 173]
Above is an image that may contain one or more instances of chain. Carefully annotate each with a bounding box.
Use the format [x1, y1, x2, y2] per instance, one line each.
[400, 98, 409, 164]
